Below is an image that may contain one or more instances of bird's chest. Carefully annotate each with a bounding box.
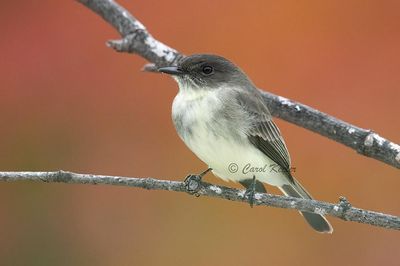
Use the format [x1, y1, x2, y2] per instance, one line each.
[171, 91, 250, 179]
[171, 90, 280, 183]
[173, 91, 233, 157]
[172, 91, 224, 143]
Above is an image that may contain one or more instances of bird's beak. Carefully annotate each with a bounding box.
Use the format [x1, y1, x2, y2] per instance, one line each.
[157, 66, 185, 75]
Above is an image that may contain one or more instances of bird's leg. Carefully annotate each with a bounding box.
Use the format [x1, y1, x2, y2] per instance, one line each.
[184, 168, 212, 194]
[244, 175, 257, 208]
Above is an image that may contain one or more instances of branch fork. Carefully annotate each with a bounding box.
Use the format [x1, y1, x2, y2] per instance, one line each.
[2, 0, 397, 231]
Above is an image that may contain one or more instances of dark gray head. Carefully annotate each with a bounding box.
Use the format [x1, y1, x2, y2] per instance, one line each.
[158, 54, 254, 90]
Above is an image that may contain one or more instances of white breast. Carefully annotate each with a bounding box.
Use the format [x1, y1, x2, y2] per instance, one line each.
[172, 88, 289, 187]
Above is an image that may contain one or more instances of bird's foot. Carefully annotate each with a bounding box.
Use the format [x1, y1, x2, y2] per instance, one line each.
[244, 175, 257, 208]
[184, 168, 212, 196]
[184, 174, 202, 195]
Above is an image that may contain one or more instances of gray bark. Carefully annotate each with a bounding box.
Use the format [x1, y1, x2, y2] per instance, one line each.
[1, 171, 399, 231]
[3, 0, 395, 232]
[77, 0, 400, 169]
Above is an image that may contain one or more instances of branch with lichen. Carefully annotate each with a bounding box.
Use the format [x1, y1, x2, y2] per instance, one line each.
[3, 0, 398, 233]
[78, 0, 400, 169]
[1, 171, 399, 231]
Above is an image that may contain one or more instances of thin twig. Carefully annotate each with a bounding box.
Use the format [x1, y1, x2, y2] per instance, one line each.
[1, 171, 399, 231]
[4, 0, 394, 232]
[77, 0, 400, 169]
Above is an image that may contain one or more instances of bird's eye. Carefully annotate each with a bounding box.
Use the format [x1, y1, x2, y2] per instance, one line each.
[201, 65, 214, 75]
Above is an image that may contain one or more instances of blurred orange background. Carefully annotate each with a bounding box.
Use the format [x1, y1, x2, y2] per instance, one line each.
[0, 0, 399, 265]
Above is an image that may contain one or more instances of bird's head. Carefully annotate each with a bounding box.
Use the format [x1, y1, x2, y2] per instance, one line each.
[158, 54, 253, 91]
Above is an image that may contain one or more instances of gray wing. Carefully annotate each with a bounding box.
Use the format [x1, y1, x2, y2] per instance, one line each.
[236, 89, 293, 181]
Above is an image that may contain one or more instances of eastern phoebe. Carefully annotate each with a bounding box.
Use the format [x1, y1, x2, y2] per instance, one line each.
[158, 54, 333, 233]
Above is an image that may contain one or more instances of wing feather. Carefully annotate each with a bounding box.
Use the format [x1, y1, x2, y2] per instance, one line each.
[236, 89, 292, 181]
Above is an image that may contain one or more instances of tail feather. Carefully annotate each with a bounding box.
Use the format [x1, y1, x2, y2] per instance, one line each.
[280, 178, 333, 234]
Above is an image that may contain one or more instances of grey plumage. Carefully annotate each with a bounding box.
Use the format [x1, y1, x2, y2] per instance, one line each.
[280, 182, 333, 233]
[235, 89, 293, 180]
[159, 54, 333, 233]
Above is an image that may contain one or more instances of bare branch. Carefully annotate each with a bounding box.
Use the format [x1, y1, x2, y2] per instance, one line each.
[1, 171, 399, 231]
[263, 93, 400, 169]
[9, 0, 392, 233]
[77, 0, 400, 169]
[77, 0, 183, 66]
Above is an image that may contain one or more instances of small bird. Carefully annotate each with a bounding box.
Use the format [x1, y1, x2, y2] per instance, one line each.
[158, 54, 333, 233]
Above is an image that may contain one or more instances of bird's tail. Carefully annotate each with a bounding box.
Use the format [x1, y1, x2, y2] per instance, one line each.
[279, 178, 333, 234]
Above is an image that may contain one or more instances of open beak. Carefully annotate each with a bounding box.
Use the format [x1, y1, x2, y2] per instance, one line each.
[157, 66, 185, 75]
